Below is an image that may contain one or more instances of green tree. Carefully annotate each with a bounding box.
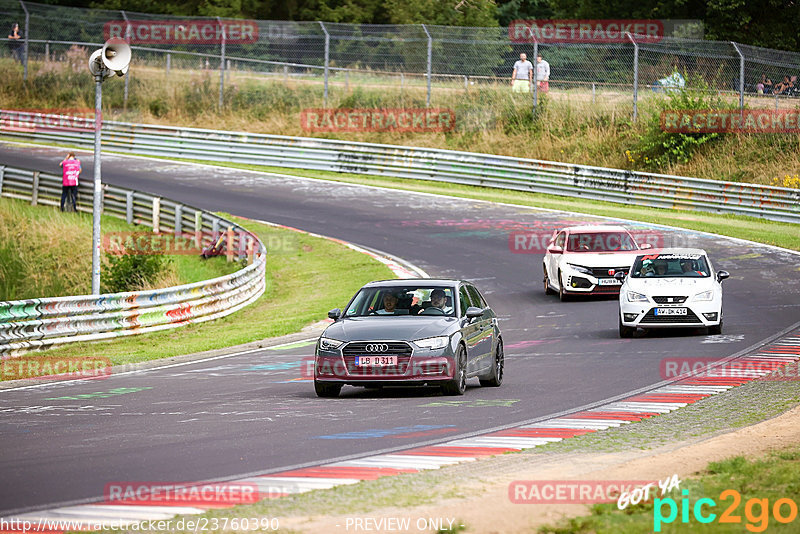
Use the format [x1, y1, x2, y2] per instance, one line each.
[386, 0, 498, 26]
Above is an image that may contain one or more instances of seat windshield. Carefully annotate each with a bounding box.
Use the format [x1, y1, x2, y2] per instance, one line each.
[630, 253, 711, 278]
[344, 286, 456, 317]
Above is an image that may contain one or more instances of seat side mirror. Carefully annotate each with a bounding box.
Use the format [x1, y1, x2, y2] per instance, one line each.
[716, 270, 730, 282]
[639, 243, 653, 250]
[547, 245, 563, 254]
[328, 308, 342, 320]
[614, 271, 627, 281]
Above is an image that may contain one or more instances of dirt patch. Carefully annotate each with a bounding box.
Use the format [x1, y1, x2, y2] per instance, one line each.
[277, 403, 800, 533]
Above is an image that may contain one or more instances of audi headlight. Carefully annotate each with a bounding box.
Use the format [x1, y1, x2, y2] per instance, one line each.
[567, 263, 592, 275]
[414, 336, 449, 350]
[318, 337, 344, 351]
[694, 290, 713, 302]
[626, 291, 649, 303]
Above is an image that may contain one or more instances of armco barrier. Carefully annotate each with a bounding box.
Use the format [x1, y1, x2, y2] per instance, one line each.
[0, 164, 266, 357]
[1, 110, 798, 223]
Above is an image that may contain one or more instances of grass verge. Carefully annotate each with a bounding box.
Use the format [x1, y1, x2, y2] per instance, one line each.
[0, 197, 238, 300]
[539, 445, 800, 533]
[14, 215, 394, 368]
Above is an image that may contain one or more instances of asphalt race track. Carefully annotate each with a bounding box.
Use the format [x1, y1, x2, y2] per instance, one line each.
[1, 143, 799, 515]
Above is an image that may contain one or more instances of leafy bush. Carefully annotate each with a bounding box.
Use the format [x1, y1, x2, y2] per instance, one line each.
[149, 98, 169, 117]
[102, 250, 171, 293]
[628, 76, 732, 169]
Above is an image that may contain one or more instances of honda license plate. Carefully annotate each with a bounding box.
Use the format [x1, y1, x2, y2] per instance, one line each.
[598, 279, 621, 285]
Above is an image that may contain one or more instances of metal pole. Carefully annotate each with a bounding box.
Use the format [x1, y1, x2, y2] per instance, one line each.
[731, 41, 745, 112]
[627, 32, 638, 122]
[121, 11, 130, 110]
[19, 0, 29, 81]
[218, 17, 226, 109]
[422, 24, 432, 107]
[91, 73, 103, 295]
[532, 40, 539, 115]
[319, 22, 329, 107]
[166, 52, 171, 77]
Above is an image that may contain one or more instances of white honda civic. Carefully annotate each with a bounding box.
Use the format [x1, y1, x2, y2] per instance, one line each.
[617, 248, 729, 337]
[543, 225, 651, 301]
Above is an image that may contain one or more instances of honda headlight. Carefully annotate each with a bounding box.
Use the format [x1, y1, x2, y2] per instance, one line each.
[567, 263, 592, 275]
[318, 337, 344, 351]
[694, 290, 713, 302]
[626, 291, 649, 303]
[414, 336, 449, 350]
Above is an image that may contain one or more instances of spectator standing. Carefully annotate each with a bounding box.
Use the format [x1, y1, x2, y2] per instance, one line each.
[535, 54, 550, 93]
[59, 152, 81, 212]
[7, 23, 22, 63]
[511, 52, 533, 93]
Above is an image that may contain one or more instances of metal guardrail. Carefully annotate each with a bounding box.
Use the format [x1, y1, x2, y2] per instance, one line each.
[0, 164, 267, 357]
[1, 110, 798, 224]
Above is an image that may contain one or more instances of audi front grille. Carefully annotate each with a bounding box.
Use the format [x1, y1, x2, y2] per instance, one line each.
[341, 341, 413, 375]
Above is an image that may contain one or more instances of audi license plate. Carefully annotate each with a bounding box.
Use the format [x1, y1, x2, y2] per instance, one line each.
[654, 308, 688, 316]
[598, 278, 622, 285]
[355, 355, 397, 366]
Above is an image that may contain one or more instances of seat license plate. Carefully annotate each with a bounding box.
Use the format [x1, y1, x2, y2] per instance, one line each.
[654, 307, 687, 316]
[598, 278, 622, 285]
[355, 355, 398, 366]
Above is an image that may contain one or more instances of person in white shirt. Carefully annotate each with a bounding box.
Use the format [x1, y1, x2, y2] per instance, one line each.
[375, 293, 399, 315]
[511, 53, 533, 93]
[536, 54, 550, 93]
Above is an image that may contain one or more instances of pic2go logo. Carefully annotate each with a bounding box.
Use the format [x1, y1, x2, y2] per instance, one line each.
[653, 489, 799, 532]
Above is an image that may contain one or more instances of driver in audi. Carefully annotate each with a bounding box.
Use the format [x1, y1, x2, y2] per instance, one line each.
[420, 288, 452, 315]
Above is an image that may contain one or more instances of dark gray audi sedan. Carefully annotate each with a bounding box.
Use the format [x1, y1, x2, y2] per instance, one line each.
[314, 279, 503, 397]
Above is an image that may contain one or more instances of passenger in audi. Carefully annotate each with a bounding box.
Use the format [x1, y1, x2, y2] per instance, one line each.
[376, 292, 399, 314]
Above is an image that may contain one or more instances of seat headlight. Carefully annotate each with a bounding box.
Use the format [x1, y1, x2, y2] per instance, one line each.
[626, 291, 649, 303]
[567, 263, 592, 275]
[694, 290, 714, 302]
[414, 336, 449, 350]
[318, 337, 344, 351]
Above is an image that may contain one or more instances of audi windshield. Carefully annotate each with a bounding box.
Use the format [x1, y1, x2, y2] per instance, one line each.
[344, 285, 456, 317]
[630, 253, 711, 278]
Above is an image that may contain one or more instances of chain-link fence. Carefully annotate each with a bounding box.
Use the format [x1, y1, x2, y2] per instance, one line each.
[2, 0, 800, 119]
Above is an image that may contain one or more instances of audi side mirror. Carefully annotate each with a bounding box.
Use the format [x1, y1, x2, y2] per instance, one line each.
[328, 308, 341, 320]
[614, 271, 627, 281]
[639, 243, 653, 250]
[716, 270, 730, 282]
[465, 306, 483, 319]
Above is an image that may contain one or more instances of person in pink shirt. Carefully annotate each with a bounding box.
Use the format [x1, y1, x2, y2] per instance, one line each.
[59, 152, 81, 212]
